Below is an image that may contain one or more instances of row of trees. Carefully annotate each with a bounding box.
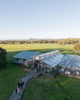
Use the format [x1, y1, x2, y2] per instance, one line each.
[0, 38, 80, 54]
[0, 40, 26, 44]
[0, 38, 80, 44]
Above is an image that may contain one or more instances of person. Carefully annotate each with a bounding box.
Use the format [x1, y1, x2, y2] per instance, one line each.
[36, 63, 37, 67]
[17, 87, 19, 93]
[15, 88, 17, 94]
[20, 80, 23, 88]
[34, 68, 36, 73]
[37, 68, 38, 73]
[17, 58, 18, 63]
[22, 81, 24, 85]
[18, 82, 20, 88]
[19, 80, 24, 88]
[42, 67, 44, 71]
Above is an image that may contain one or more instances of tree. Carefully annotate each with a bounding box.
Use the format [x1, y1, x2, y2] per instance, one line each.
[73, 42, 80, 54]
[10, 40, 15, 44]
[57, 40, 63, 44]
[0, 47, 8, 69]
[38, 40, 43, 43]
[25, 41, 31, 44]
[48, 40, 51, 44]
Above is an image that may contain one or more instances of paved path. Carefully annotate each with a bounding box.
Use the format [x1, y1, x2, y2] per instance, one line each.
[9, 71, 42, 100]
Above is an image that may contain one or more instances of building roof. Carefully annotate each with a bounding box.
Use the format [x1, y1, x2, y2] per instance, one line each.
[35, 50, 60, 60]
[59, 54, 80, 69]
[13, 51, 40, 60]
[41, 53, 64, 68]
[34, 50, 63, 68]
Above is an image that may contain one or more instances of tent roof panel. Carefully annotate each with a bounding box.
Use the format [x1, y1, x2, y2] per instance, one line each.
[41, 53, 64, 68]
[13, 51, 40, 60]
[25, 52, 39, 60]
[59, 54, 80, 69]
[18, 51, 33, 59]
[38, 50, 60, 59]
[13, 51, 26, 58]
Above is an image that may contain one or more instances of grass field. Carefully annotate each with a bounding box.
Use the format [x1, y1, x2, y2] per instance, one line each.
[0, 43, 75, 54]
[21, 75, 80, 100]
[0, 43, 80, 100]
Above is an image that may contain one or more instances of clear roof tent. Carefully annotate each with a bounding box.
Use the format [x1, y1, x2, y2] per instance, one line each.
[25, 52, 40, 60]
[16, 51, 31, 59]
[59, 54, 80, 69]
[13, 51, 26, 58]
[41, 53, 64, 68]
[13, 51, 40, 60]
[35, 50, 60, 60]
[35, 50, 63, 68]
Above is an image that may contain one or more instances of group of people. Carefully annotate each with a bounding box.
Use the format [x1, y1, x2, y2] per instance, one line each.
[18, 80, 24, 88]
[15, 80, 24, 94]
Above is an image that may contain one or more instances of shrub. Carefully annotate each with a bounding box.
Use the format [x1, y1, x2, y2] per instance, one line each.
[73, 42, 80, 54]
[0, 47, 8, 69]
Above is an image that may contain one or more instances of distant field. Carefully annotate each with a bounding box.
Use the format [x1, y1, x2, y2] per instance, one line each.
[0, 43, 75, 55]
[0, 43, 78, 100]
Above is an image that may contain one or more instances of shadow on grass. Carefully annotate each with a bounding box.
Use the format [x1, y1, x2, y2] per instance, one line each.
[7, 48, 75, 64]
[25, 48, 75, 55]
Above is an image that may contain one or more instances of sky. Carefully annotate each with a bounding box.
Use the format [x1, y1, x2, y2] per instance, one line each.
[0, 0, 80, 40]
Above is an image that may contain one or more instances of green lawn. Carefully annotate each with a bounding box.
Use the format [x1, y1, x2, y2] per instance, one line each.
[0, 51, 28, 100]
[21, 75, 80, 100]
[0, 43, 75, 55]
[0, 43, 79, 100]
